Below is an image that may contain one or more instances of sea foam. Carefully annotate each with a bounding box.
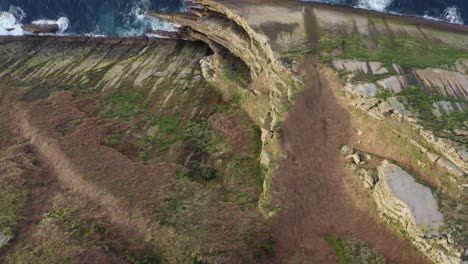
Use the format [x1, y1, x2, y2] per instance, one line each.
[357, 0, 393, 12]
[424, 6, 464, 25]
[0, 6, 26, 36]
[0, 5, 71, 36]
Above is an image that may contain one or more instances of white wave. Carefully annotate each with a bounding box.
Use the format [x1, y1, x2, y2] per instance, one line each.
[1, 5, 71, 36]
[0, 11, 24, 36]
[9, 5, 26, 22]
[440, 6, 463, 24]
[423, 6, 464, 25]
[116, 0, 178, 37]
[357, 0, 393, 12]
[32, 17, 70, 34]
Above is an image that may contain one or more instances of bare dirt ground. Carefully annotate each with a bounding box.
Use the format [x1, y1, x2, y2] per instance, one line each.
[269, 57, 428, 263]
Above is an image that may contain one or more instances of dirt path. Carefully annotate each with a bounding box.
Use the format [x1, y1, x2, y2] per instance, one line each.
[269, 57, 428, 263]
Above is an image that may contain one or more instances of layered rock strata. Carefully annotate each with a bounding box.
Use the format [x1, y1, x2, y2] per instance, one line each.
[146, 0, 304, 215]
[342, 147, 464, 264]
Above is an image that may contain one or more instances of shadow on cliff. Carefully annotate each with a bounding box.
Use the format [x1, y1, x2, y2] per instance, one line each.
[269, 57, 428, 263]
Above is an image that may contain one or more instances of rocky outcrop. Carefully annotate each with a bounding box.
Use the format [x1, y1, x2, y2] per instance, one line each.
[373, 161, 460, 264]
[334, 58, 467, 178]
[345, 83, 378, 97]
[22, 23, 59, 34]
[432, 101, 466, 117]
[414, 68, 468, 99]
[342, 146, 463, 264]
[375, 161, 443, 230]
[419, 130, 467, 176]
[377, 76, 411, 93]
[333, 59, 388, 75]
[146, 0, 304, 216]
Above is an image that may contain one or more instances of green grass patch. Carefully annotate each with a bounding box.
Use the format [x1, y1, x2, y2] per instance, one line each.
[314, 34, 468, 68]
[324, 234, 385, 264]
[324, 235, 349, 264]
[98, 89, 148, 121]
[152, 115, 181, 134]
[396, 86, 468, 143]
[0, 186, 29, 240]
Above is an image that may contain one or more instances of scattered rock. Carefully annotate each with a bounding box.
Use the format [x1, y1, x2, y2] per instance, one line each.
[358, 169, 377, 189]
[357, 129, 363, 136]
[345, 83, 379, 97]
[352, 154, 361, 165]
[341, 145, 354, 155]
[386, 97, 411, 115]
[367, 101, 393, 120]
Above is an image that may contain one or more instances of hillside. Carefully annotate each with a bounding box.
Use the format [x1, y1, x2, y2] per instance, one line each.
[0, 1, 467, 263]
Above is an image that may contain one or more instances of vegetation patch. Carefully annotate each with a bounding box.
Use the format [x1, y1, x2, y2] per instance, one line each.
[61, 119, 82, 135]
[6, 195, 160, 264]
[396, 86, 468, 143]
[98, 89, 148, 121]
[324, 234, 385, 264]
[0, 186, 29, 242]
[314, 34, 468, 68]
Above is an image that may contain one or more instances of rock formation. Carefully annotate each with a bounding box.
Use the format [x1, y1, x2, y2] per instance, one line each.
[342, 146, 464, 264]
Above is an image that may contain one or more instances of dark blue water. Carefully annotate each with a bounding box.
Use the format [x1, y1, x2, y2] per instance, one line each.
[0, 0, 184, 36]
[0, 0, 466, 36]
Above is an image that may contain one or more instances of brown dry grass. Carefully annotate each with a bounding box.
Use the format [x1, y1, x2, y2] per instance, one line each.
[269, 57, 429, 263]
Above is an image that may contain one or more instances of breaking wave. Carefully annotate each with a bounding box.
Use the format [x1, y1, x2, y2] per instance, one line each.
[423, 6, 464, 25]
[1, 0, 466, 37]
[117, 0, 178, 36]
[356, 0, 393, 12]
[1, 1, 181, 37]
[0, 5, 70, 36]
[32, 17, 70, 34]
[0, 6, 26, 36]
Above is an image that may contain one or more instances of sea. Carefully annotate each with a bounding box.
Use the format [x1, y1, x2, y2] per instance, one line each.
[0, 0, 466, 36]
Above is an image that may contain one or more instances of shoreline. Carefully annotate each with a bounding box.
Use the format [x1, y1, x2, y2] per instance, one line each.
[1, 1, 468, 39]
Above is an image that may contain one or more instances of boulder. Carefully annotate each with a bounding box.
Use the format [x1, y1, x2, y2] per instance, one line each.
[351, 153, 361, 165]
[341, 145, 354, 155]
[22, 23, 59, 34]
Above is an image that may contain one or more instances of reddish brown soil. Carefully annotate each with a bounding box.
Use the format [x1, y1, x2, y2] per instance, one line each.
[0, 98, 60, 261]
[269, 57, 428, 263]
